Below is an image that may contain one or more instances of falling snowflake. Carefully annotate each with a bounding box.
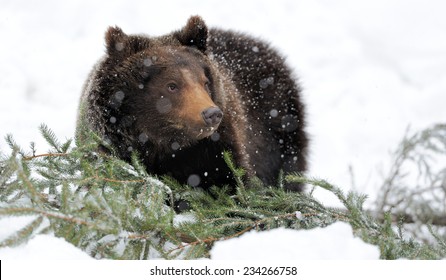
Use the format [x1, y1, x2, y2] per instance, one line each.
[115, 42, 124, 51]
[171, 142, 180, 151]
[156, 98, 172, 114]
[187, 174, 201, 187]
[143, 58, 153, 67]
[295, 211, 303, 220]
[269, 109, 279, 118]
[211, 131, 220, 141]
[259, 77, 274, 89]
[115, 91, 125, 102]
[281, 114, 299, 132]
[138, 133, 149, 144]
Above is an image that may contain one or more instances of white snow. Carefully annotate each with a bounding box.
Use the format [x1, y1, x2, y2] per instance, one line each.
[0, 234, 93, 260]
[211, 222, 380, 259]
[1, 0, 445, 259]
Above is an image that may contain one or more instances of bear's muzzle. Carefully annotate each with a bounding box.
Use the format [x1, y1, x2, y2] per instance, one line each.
[202, 106, 223, 126]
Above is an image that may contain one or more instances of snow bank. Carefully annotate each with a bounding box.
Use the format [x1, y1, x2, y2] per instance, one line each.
[211, 222, 380, 259]
[0, 234, 92, 260]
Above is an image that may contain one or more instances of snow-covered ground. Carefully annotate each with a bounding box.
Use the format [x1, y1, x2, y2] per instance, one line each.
[211, 222, 380, 259]
[1, 0, 445, 259]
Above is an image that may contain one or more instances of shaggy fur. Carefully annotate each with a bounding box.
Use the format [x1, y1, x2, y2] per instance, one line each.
[76, 16, 308, 191]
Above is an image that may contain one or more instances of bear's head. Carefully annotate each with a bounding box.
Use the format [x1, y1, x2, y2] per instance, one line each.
[96, 16, 225, 151]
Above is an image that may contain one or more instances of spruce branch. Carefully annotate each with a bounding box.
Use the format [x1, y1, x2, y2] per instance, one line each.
[39, 124, 63, 153]
[374, 123, 446, 240]
[222, 151, 248, 204]
[0, 207, 96, 227]
[4, 134, 26, 157]
[0, 216, 44, 248]
[1, 124, 446, 259]
[23, 153, 68, 161]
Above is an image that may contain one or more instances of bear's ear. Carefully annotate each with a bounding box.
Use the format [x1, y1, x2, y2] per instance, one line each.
[105, 26, 128, 57]
[175, 16, 208, 52]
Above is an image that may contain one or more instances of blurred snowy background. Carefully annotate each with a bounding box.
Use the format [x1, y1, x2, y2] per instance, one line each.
[0, 0, 445, 259]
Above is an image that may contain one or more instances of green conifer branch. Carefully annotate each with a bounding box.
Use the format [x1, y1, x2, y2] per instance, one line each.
[39, 124, 63, 153]
[0, 216, 44, 248]
[0, 124, 445, 259]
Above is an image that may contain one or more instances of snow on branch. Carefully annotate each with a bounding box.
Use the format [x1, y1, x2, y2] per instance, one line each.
[1, 124, 446, 259]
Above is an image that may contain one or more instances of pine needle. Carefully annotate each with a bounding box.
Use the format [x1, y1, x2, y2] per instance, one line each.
[0, 124, 445, 259]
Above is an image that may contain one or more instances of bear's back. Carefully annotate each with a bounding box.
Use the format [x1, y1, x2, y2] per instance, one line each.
[207, 29, 296, 100]
[207, 28, 307, 191]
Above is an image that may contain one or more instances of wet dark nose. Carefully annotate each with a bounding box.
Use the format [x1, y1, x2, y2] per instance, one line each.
[202, 107, 223, 126]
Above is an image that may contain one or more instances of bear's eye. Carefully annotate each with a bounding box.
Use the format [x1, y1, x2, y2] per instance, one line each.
[167, 83, 179, 92]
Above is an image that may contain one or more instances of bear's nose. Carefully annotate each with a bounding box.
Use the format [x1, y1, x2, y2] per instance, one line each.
[202, 107, 223, 126]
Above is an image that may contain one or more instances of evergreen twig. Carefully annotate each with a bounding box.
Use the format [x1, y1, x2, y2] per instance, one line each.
[0, 124, 445, 259]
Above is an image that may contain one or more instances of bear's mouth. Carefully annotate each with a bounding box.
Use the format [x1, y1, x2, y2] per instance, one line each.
[195, 126, 217, 139]
[167, 122, 218, 141]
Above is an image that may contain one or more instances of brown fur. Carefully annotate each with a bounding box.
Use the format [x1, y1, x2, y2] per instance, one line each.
[76, 16, 308, 191]
[179, 69, 217, 134]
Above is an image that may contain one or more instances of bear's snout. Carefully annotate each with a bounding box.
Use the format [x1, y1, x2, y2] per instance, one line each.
[202, 107, 223, 126]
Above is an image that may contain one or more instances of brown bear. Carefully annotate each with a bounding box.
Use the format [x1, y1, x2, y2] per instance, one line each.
[76, 16, 308, 191]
